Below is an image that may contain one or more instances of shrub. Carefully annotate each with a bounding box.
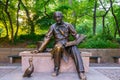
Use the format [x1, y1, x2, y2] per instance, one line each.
[76, 24, 91, 34]
[26, 44, 36, 48]
[78, 38, 120, 48]
[16, 34, 45, 43]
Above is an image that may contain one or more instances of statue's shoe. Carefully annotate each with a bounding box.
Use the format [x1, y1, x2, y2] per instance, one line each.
[51, 71, 59, 77]
[79, 73, 87, 80]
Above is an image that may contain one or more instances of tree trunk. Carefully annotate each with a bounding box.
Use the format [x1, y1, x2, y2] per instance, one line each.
[14, 0, 20, 40]
[102, 15, 105, 33]
[0, 6, 9, 38]
[2, 12, 9, 38]
[99, 0, 111, 34]
[110, 0, 120, 37]
[114, 27, 117, 38]
[102, 10, 110, 33]
[93, 0, 97, 35]
[5, 0, 14, 43]
[20, 0, 35, 34]
[43, 0, 50, 18]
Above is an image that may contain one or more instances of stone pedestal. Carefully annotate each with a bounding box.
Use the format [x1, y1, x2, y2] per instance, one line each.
[19, 51, 92, 72]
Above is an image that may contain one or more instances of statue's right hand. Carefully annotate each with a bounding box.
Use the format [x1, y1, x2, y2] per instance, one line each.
[31, 50, 39, 54]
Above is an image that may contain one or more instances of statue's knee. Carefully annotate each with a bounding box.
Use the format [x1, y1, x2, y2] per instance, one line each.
[54, 43, 63, 51]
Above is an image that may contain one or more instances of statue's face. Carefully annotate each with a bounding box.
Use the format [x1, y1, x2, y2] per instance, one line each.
[54, 12, 62, 24]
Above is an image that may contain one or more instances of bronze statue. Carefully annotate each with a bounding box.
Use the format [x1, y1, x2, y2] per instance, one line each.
[23, 58, 34, 77]
[34, 11, 86, 80]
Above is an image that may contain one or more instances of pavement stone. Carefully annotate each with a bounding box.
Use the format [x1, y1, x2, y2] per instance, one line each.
[0, 63, 120, 80]
[95, 67, 120, 80]
[0, 66, 112, 80]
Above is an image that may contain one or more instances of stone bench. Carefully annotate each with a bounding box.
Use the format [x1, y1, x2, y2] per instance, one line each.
[19, 51, 92, 73]
[112, 56, 120, 64]
[90, 56, 101, 63]
[8, 55, 21, 64]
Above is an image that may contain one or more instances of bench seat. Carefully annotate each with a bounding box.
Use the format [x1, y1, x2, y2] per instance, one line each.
[112, 56, 120, 64]
[8, 55, 21, 63]
[90, 56, 101, 63]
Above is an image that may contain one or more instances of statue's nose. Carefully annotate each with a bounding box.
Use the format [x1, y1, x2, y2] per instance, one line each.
[56, 17, 60, 21]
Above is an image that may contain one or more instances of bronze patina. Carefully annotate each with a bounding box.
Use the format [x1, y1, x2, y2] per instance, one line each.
[34, 11, 86, 80]
[23, 58, 34, 77]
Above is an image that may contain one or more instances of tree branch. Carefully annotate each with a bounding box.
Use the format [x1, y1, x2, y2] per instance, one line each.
[43, 0, 50, 17]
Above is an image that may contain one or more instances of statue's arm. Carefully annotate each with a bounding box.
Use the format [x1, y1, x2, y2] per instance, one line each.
[38, 26, 53, 52]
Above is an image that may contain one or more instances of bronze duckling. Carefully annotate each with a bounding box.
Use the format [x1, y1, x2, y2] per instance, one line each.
[23, 58, 34, 77]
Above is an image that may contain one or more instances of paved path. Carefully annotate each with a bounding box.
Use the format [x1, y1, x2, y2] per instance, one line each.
[0, 63, 120, 80]
[0, 66, 117, 80]
[94, 67, 120, 80]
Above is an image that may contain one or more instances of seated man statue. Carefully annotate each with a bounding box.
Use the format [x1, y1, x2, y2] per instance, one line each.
[34, 11, 86, 80]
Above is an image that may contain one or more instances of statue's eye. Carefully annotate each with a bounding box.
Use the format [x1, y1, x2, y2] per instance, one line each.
[56, 16, 61, 18]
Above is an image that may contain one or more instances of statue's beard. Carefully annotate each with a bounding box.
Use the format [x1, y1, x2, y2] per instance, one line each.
[56, 21, 61, 24]
[56, 20, 63, 25]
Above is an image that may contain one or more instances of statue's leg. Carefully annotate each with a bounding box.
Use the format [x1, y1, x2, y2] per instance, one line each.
[52, 43, 63, 76]
[70, 46, 86, 80]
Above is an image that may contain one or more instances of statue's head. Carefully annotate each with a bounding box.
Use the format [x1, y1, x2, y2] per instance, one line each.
[53, 11, 63, 24]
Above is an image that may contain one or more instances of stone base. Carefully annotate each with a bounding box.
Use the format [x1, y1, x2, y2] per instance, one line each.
[19, 51, 92, 72]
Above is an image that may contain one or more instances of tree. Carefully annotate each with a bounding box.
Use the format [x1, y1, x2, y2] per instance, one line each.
[14, 0, 21, 40]
[93, 0, 97, 35]
[1, 0, 14, 43]
[0, 3, 9, 38]
[110, 0, 120, 37]
[99, 0, 111, 34]
[20, 0, 35, 34]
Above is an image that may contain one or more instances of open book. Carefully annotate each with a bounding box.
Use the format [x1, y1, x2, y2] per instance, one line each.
[65, 34, 86, 47]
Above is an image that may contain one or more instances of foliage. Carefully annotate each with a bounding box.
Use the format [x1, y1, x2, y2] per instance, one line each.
[79, 38, 119, 48]
[16, 34, 45, 43]
[26, 44, 36, 48]
[0, 28, 3, 37]
[36, 14, 54, 30]
[115, 6, 120, 27]
[0, 0, 120, 48]
[76, 23, 91, 34]
[78, 34, 120, 48]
